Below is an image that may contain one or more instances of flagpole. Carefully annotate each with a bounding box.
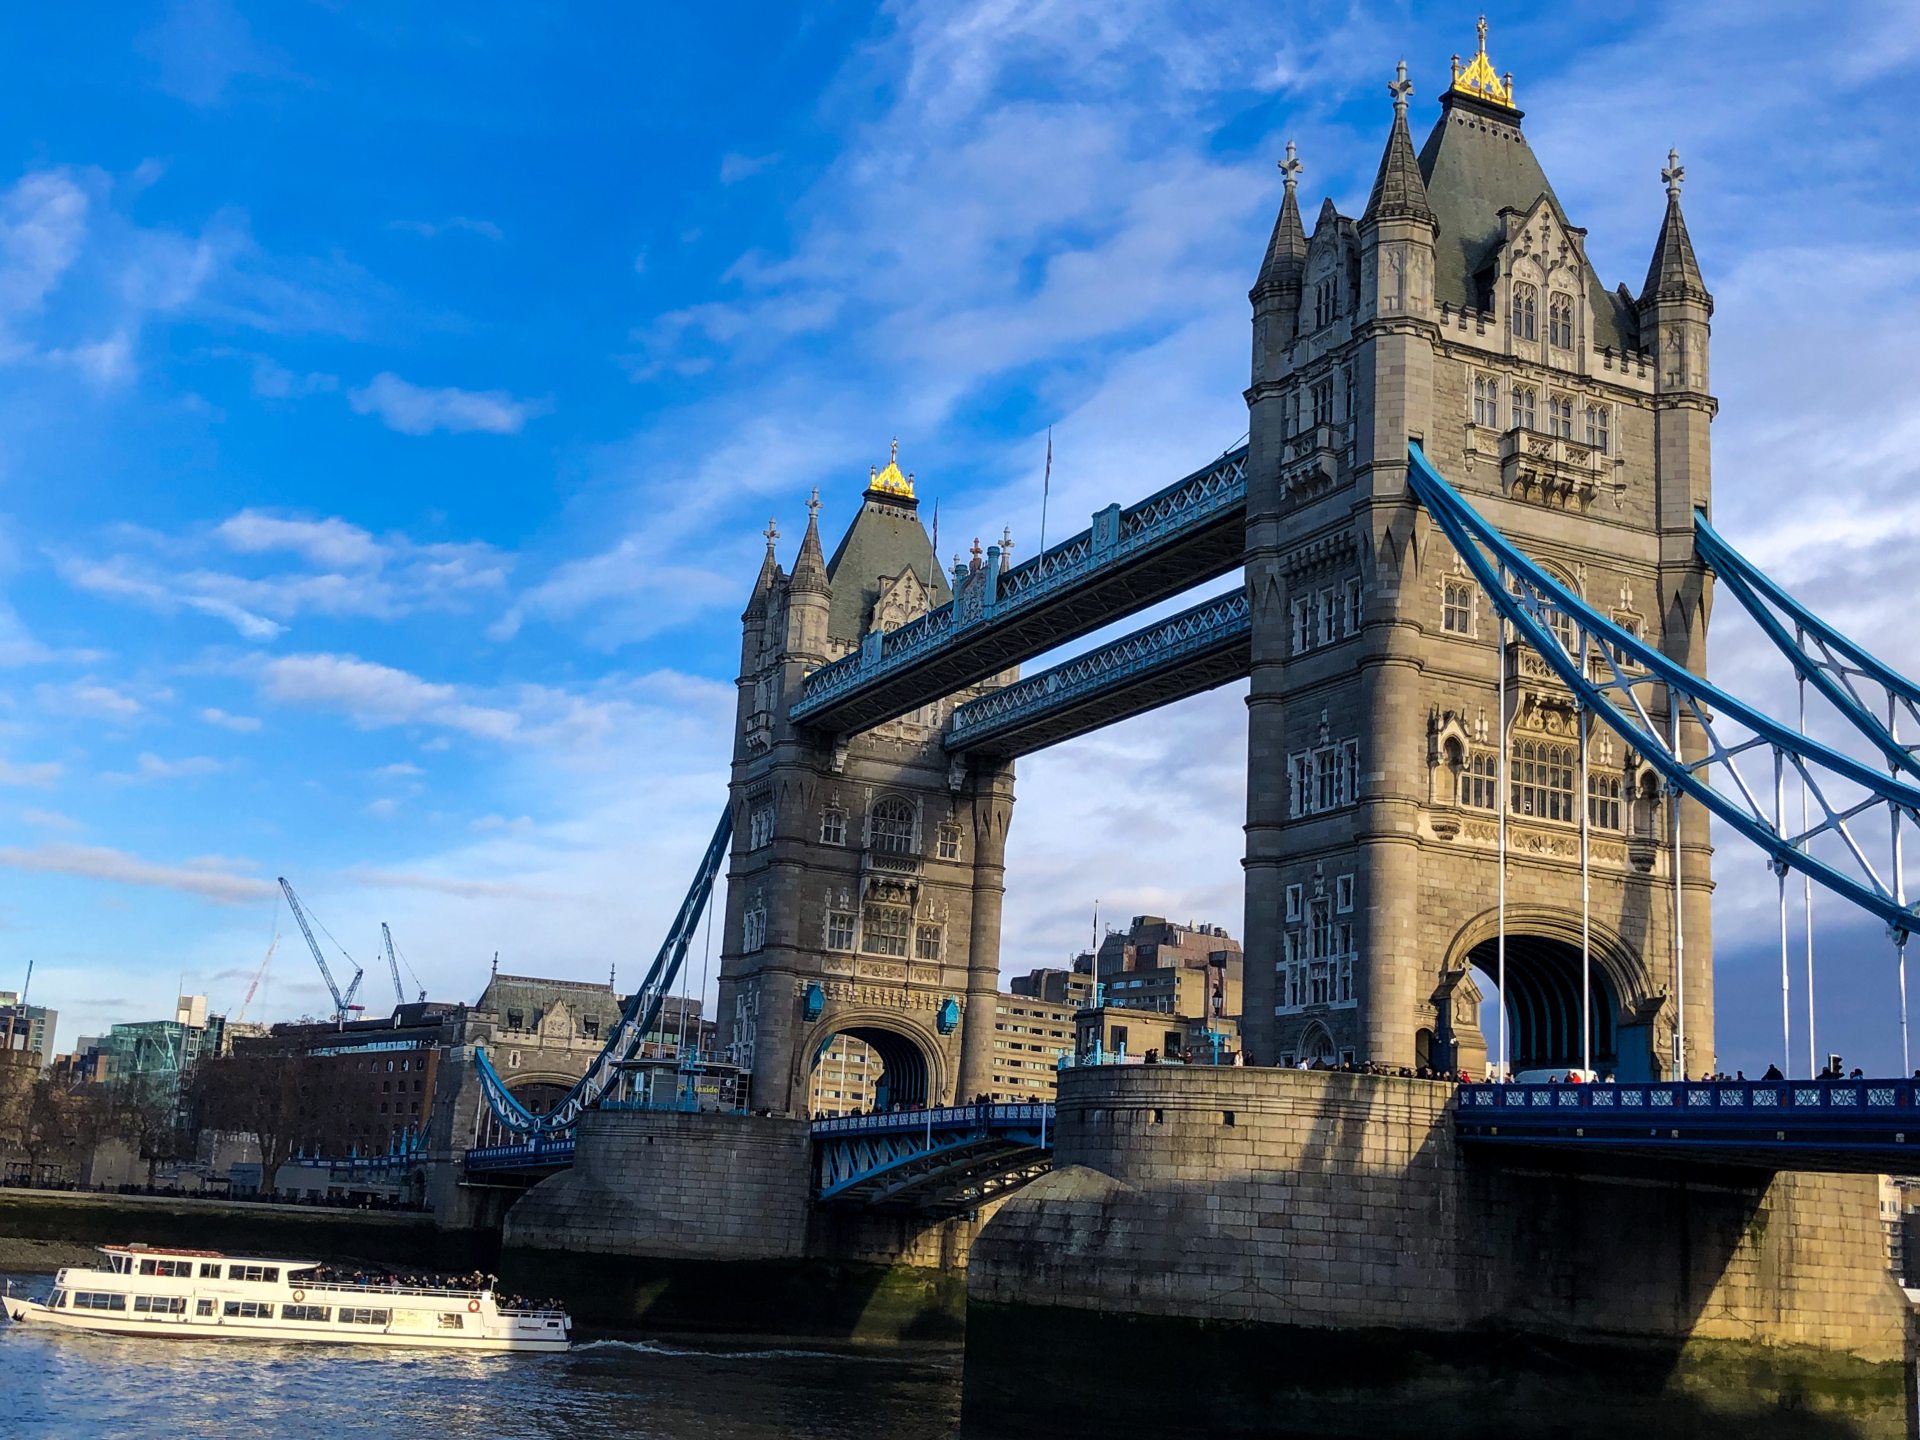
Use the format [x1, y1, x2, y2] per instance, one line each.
[1039, 426, 1052, 556]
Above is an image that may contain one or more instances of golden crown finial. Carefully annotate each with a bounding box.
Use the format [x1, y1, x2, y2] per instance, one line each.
[867, 439, 916, 499]
[1448, 15, 1515, 110]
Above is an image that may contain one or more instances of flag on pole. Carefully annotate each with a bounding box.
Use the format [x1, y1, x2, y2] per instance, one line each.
[1040, 425, 1053, 554]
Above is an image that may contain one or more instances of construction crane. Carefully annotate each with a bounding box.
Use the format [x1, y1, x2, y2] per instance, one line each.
[232, 931, 277, 1027]
[277, 877, 364, 1025]
[381, 922, 426, 1009]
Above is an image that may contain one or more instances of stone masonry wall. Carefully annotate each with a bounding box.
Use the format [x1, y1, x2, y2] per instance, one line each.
[970, 1066, 1907, 1362]
[503, 1108, 811, 1261]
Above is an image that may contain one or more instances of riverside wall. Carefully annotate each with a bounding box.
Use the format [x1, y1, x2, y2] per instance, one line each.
[965, 1065, 1912, 1439]
[496, 1107, 980, 1340]
[0, 1187, 494, 1275]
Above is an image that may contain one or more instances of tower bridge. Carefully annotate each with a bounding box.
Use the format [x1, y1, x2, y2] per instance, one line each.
[451, 30, 1917, 1423]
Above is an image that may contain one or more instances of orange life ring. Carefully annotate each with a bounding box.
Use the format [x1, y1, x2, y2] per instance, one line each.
[467, 1298, 481, 1313]
[290, 1289, 304, 1303]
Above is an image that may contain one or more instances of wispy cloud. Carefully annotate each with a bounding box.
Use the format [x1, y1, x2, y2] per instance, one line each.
[341, 866, 560, 901]
[348, 372, 549, 437]
[19, 807, 82, 831]
[387, 216, 504, 242]
[200, 707, 261, 732]
[56, 512, 509, 641]
[106, 752, 228, 784]
[718, 152, 778, 185]
[140, 0, 292, 107]
[0, 757, 61, 787]
[0, 842, 274, 904]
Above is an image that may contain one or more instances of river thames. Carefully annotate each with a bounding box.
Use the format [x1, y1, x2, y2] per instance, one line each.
[0, 1270, 963, 1440]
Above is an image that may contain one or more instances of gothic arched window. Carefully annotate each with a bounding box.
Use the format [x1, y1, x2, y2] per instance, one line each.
[1511, 282, 1538, 341]
[1548, 292, 1574, 349]
[869, 797, 916, 854]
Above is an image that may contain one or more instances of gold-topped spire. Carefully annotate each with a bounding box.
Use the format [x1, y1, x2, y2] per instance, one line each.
[866, 436, 916, 499]
[1448, 15, 1516, 111]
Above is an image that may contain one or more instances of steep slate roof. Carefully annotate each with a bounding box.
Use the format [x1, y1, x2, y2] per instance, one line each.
[823, 490, 952, 645]
[476, 972, 624, 1028]
[1363, 101, 1435, 227]
[1640, 187, 1710, 311]
[1415, 93, 1637, 352]
[1253, 176, 1307, 296]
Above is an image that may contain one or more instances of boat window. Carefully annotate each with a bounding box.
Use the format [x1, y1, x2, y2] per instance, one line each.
[73, 1292, 127, 1311]
[223, 1301, 273, 1319]
[281, 1304, 331, 1322]
[134, 1296, 187, 1314]
[141, 1258, 192, 1278]
[338, 1308, 391, 1325]
[226, 1265, 279, 1283]
[48, 1290, 64, 1308]
[196, 1300, 214, 1316]
[437, 1313, 465, 1330]
[199, 1263, 221, 1278]
[139, 1259, 156, 1275]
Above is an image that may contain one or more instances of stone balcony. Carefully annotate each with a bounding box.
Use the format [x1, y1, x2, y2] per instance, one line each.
[1498, 428, 1601, 510]
[1279, 422, 1348, 503]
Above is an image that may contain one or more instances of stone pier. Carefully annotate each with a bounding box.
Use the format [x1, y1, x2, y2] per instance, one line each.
[966, 1066, 1910, 1439]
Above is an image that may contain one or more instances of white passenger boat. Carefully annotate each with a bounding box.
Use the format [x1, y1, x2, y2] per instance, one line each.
[0, 1244, 569, 1352]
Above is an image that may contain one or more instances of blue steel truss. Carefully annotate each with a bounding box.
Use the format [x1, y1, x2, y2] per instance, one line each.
[946, 590, 1250, 756]
[1694, 510, 1920, 782]
[792, 446, 1249, 727]
[1406, 441, 1920, 939]
[470, 808, 732, 1141]
[811, 1104, 1055, 1216]
[1455, 1076, 1920, 1172]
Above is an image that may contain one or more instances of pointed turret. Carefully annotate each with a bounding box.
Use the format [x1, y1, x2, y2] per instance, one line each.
[785, 488, 831, 662]
[1639, 149, 1711, 313]
[1362, 61, 1436, 231]
[790, 488, 830, 596]
[745, 517, 781, 613]
[1253, 140, 1308, 299]
[740, 516, 783, 674]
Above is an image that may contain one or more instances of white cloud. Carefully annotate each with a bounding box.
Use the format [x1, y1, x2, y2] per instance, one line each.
[348, 372, 548, 436]
[0, 757, 61, 787]
[200, 706, 261, 732]
[259, 652, 523, 741]
[19, 807, 82, 831]
[250, 357, 338, 399]
[37, 678, 148, 722]
[107, 752, 227, 784]
[215, 510, 384, 570]
[719, 152, 778, 185]
[387, 216, 504, 242]
[0, 169, 88, 359]
[140, 0, 290, 107]
[0, 841, 274, 905]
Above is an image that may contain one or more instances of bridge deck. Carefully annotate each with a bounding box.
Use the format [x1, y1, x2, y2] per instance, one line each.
[1455, 1078, 1920, 1172]
[791, 448, 1248, 735]
[811, 1103, 1056, 1216]
[946, 591, 1250, 758]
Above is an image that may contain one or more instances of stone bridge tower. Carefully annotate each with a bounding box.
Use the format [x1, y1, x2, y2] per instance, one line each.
[1242, 25, 1715, 1079]
[717, 447, 1017, 1116]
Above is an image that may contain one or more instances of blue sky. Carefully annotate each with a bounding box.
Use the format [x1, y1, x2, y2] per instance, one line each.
[2, 1, 1917, 1073]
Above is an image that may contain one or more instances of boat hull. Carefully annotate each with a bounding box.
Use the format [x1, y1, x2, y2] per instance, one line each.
[1, 1298, 568, 1352]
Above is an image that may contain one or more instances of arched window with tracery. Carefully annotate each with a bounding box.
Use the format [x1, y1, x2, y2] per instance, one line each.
[1511, 282, 1538, 340]
[1510, 739, 1576, 822]
[869, 796, 917, 854]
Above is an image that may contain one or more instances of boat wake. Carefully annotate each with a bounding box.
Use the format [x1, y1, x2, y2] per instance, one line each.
[572, 1338, 925, 1363]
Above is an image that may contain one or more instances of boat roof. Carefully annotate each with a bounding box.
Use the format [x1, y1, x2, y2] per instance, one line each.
[101, 1243, 319, 1268]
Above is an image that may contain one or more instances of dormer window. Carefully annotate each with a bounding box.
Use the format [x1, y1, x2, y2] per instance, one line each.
[1313, 276, 1338, 329]
[1511, 283, 1538, 341]
[1548, 293, 1574, 349]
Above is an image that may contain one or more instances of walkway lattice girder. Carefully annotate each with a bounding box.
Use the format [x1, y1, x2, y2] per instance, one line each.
[945, 590, 1251, 758]
[791, 448, 1249, 736]
[812, 1104, 1056, 1216]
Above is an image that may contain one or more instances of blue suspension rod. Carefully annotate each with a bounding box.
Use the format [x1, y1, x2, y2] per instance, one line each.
[1406, 441, 1920, 938]
[471, 806, 733, 1138]
[1693, 508, 1920, 780]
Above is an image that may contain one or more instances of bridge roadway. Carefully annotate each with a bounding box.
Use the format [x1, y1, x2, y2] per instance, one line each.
[790, 445, 1249, 736]
[810, 1102, 1056, 1217]
[1454, 1076, 1920, 1171]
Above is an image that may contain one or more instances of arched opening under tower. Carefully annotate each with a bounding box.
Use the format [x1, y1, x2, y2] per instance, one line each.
[806, 1025, 933, 1117]
[1468, 934, 1619, 1076]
